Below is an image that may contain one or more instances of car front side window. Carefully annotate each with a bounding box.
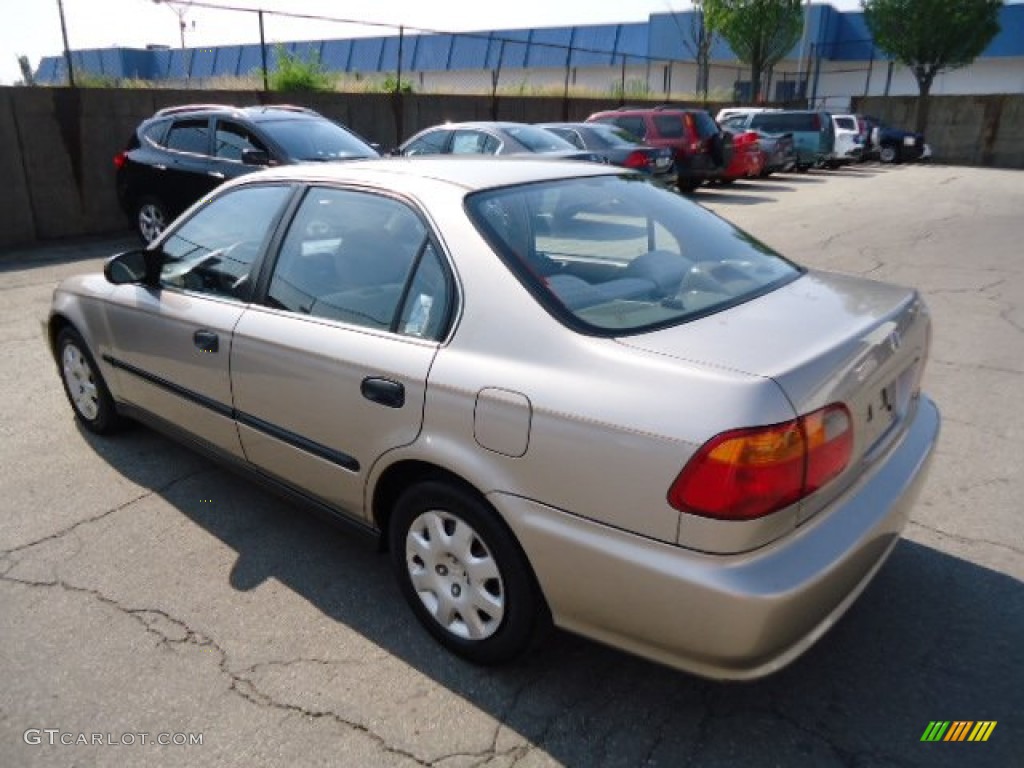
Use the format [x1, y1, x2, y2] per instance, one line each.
[215, 121, 268, 161]
[159, 184, 291, 300]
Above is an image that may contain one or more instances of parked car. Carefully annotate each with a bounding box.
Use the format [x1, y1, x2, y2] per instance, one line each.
[718, 129, 765, 182]
[718, 114, 797, 176]
[49, 158, 939, 680]
[860, 116, 928, 163]
[831, 114, 865, 165]
[585, 106, 731, 192]
[398, 121, 599, 163]
[715, 107, 777, 123]
[537, 122, 678, 186]
[722, 110, 835, 171]
[115, 104, 379, 243]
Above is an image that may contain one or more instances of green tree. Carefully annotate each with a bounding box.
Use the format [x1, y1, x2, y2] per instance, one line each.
[267, 45, 336, 92]
[863, 0, 1002, 132]
[703, 0, 803, 103]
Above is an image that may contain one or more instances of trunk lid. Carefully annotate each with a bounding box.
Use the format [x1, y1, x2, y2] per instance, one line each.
[617, 270, 930, 524]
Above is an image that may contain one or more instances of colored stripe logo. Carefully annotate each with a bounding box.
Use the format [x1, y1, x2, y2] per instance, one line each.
[921, 721, 996, 742]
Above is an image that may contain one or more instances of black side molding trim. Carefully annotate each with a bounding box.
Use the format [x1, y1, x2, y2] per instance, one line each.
[235, 411, 360, 472]
[104, 354, 360, 472]
[104, 354, 233, 419]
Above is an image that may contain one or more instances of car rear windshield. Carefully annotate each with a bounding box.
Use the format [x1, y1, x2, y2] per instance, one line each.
[504, 125, 576, 152]
[465, 174, 801, 335]
[259, 118, 378, 161]
[585, 124, 645, 148]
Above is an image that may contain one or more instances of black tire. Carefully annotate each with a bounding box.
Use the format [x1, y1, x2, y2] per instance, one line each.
[135, 196, 169, 244]
[677, 179, 701, 194]
[56, 327, 121, 435]
[796, 164, 810, 174]
[879, 145, 900, 164]
[389, 480, 548, 664]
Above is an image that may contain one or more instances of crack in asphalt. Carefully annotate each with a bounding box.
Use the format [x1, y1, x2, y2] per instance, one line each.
[0, 467, 213, 558]
[907, 520, 1024, 557]
[929, 358, 1023, 377]
[0, 573, 435, 767]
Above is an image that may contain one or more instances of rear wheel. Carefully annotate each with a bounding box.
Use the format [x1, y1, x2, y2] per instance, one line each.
[389, 480, 548, 664]
[57, 327, 121, 434]
[136, 197, 169, 244]
[677, 179, 701, 194]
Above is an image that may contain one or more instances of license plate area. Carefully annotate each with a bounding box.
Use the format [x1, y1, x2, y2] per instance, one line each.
[863, 364, 916, 453]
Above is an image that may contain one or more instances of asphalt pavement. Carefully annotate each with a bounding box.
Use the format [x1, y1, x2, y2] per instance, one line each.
[1, 162, 1021, 767]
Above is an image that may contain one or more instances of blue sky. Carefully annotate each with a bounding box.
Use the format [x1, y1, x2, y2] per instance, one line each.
[1, 0, 865, 85]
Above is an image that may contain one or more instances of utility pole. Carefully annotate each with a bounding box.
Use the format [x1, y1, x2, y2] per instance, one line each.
[153, 1, 194, 82]
[56, 0, 75, 87]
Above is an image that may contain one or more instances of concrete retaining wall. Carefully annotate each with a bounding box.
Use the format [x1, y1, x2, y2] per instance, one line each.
[1, 86, 1021, 251]
[853, 94, 1024, 169]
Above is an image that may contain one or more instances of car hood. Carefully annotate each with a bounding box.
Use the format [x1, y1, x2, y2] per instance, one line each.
[616, 270, 931, 521]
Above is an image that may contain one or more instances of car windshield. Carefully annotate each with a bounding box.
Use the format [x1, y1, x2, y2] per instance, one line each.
[504, 125, 577, 153]
[586, 124, 645, 148]
[466, 175, 801, 335]
[260, 118, 378, 161]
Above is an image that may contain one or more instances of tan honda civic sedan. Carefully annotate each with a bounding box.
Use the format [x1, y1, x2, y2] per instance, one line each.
[48, 157, 939, 679]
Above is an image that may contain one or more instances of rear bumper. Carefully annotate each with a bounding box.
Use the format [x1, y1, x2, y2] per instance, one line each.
[495, 395, 940, 680]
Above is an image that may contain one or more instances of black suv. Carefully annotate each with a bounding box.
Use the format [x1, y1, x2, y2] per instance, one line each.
[585, 106, 731, 192]
[115, 104, 378, 242]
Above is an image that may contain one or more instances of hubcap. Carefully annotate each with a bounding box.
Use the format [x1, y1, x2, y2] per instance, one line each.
[138, 203, 166, 243]
[62, 343, 100, 421]
[405, 510, 504, 640]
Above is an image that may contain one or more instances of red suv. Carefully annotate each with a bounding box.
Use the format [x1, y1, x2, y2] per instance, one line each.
[586, 107, 731, 192]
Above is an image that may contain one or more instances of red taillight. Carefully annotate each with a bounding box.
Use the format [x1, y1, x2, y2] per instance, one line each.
[113, 151, 127, 170]
[812, 114, 821, 130]
[668, 404, 853, 520]
[623, 150, 649, 169]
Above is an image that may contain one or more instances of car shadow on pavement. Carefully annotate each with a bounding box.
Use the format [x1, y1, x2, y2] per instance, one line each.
[694, 188, 778, 205]
[0, 234, 136, 273]
[81, 426, 1023, 767]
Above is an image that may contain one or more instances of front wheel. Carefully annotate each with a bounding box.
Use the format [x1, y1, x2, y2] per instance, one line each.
[389, 481, 548, 664]
[57, 327, 121, 434]
[879, 145, 899, 164]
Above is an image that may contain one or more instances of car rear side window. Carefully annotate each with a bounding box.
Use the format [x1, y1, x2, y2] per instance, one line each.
[653, 114, 685, 138]
[267, 188, 449, 338]
[835, 117, 857, 130]
[165, 118, 211, 155]
[452, 130, 498, 155]
[404, 130, 449, 155]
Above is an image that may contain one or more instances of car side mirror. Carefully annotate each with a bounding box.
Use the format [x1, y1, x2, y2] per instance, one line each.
[241, 148, 271, 166]
[104, 249, 160, 286]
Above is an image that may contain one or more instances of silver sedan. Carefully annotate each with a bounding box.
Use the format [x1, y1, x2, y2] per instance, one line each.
[47, 157, 939, 679]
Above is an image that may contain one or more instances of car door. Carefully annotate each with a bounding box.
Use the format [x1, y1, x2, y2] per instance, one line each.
[209, 118, 272, 183]
[161, 117, 220, 216]
[101, 183, 294, 457]
[230, 186, 453, 517]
